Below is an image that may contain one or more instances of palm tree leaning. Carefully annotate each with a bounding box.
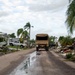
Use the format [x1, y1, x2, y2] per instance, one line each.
[66, 0, 75, 34]
[24, 22, 33, 47]
[24, 22, 33, 40]
[17, 28, 23, 38]
[17, 28, 28, 43]
[66, 0, 75, 54]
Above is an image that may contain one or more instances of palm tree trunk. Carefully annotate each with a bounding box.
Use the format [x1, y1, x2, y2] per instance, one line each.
[29, 27, 30, 40]
[28, 27, 31, 48]
[17, 36, 19, 50]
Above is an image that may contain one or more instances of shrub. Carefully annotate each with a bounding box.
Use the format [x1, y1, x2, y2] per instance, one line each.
[2, 46, 9, 54]
[69, 54, 75, 61]
[66, 53, 73, 59]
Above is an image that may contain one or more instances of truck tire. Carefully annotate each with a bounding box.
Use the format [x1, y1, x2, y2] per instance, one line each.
[46, 47, 48, 51]
[36, 47, 39, 51]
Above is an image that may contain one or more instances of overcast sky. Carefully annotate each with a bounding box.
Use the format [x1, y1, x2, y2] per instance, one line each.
[0, 0, 73, 39]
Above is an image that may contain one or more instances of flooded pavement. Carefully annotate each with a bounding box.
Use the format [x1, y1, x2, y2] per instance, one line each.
[9, 50, 75, 75]
[9, 51, 37, 75]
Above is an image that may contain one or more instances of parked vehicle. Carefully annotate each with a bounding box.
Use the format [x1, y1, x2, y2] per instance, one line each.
[36, 34, 49, 51]
[0, 33, 7, 48]
[8, 38, 27, 48]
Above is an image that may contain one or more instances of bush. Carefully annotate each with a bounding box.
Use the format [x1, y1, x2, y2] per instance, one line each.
[2, 46, 9, 54]
[66, 53, 73, 59]
[69, 54, 75, 61]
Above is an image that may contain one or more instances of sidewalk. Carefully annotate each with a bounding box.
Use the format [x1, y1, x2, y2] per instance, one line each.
[50, 49, 75, 69]
[0, 48, 35, 75]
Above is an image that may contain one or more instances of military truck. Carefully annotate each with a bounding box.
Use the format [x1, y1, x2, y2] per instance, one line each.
[36, 34, 49, 51]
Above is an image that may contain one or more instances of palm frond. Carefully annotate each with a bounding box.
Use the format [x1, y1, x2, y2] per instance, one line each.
[17, 28, 23, 36]
[66, 0, 75, 34]
[24, 22, 31, 30]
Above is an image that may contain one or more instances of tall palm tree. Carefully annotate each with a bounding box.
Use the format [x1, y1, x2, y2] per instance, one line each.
[24, 22, 33, 40]
[20, 30, 29, 43]
[17, 28, 23, 37]
[17, 28, 28, 43]
[66, 0, 75, 34]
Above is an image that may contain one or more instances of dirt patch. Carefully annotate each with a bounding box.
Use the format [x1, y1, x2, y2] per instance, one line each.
[0, 48, 35, 75]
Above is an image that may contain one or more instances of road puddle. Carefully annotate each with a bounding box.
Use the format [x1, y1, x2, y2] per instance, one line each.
[9, 51, 36, 75]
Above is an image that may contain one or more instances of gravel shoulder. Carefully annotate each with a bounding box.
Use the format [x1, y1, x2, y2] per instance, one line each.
[0, 48, 35, 75]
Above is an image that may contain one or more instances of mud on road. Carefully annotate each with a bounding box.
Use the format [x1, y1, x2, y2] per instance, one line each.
[28, 50, 75, 75]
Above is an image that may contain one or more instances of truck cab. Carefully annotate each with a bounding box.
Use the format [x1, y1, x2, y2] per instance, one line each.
[36, 34, 49, 51]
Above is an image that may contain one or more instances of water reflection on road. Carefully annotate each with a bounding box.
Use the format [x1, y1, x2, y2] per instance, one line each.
[9, 51, 36, 75]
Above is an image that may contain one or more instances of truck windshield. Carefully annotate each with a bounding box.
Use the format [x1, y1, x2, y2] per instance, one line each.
[36, 36, 48, 40]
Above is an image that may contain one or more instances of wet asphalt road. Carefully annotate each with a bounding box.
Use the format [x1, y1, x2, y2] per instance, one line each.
[28, 49, 75, 75]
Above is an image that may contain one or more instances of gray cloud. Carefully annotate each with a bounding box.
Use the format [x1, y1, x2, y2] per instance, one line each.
[27, 0, 69, 12]
[29, 4, 63, 11]
[0, 11, 10, 17]
[0, 19, 4, 23]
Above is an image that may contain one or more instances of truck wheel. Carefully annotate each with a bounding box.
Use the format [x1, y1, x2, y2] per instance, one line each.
[46, 47, 48, 51]
[36, 47, 39, 51]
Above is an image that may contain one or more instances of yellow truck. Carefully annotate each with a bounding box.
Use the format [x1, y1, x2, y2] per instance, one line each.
[36, 34, 49, 51]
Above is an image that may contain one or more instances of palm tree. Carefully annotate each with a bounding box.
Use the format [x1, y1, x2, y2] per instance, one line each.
[24, 22, 33, 40]
[17, 28, 23, 37]
[66, 0, 75, 34]
[20, 30, 29, 43]
[17, 28, 28, 43]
